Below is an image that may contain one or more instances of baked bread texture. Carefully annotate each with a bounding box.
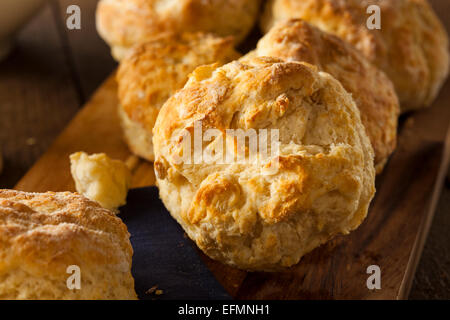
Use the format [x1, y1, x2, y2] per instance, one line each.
[70, 152, 131, 212]
[261, 0, 449, 112]
[0, 190, 137, 300]
[153, 57, 376, 271]
[252, 19, 399, 173]
[96, 0, 261, 60]
[117, 32, 240, 162]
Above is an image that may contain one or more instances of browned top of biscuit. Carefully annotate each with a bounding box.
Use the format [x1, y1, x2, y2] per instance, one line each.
[117, 32, 240, 133]
[254, 19, 399, 172]
[0, 190, 136, 299]
[153, 57, 375, 270]
[261, 0, 449, 111]
[96, 0, 262, 52]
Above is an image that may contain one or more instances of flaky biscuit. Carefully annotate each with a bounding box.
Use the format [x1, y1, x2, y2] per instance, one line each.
[153, 57, 376, 271]
[117, 32, 240, 162]
[0, 190, 137, 300]
[261, 0, 449, 112]
[253, 19, 399, 173]
[96, 0, 261, 60]
[70, 152, 131, 212]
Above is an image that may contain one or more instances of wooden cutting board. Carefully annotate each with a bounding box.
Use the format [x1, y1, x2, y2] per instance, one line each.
[14, 70, 450, 300]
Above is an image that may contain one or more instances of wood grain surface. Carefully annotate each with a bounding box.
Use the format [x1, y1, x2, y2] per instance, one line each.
[1, 0, 450, 299]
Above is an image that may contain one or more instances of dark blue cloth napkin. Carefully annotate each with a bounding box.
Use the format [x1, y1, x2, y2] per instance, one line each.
[120, 187, 231, 300]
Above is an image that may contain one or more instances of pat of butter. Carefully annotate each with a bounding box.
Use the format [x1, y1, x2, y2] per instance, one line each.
[70, 152, 131, 212]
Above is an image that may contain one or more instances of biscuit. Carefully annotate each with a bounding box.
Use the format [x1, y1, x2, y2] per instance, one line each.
[153, 57, 376, 271]
[96, 0, 261, 60]
[70, 152, 131, 212]
[0, 190, 137, 299]
[117, 32, 240, 162]
[252, 19, 399, 173]
[261, 0, 450, 112]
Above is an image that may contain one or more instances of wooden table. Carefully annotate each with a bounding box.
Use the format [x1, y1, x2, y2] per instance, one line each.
[0, 0, 449, 299]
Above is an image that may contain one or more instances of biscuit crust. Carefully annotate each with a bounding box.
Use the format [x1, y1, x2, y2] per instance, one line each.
[117, 32, 240, 161]
[153, 57, 376, 271]
[253, 19, 399, 173]
[261, 0, 450, 112]
[0, 190, 137, 300]
[96, 0, 261, 60]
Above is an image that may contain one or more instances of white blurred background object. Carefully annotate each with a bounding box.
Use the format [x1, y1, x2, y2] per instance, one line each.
[0, 0, 46, 61]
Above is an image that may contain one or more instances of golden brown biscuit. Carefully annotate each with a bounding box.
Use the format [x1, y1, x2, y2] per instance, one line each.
[96, 0, 261, 60]
[70, 152, 131, 212]
[153, 57, 376, 271]
[0, 190, 137, 300]
[117, 32, 240, 162]
[252, 19, 399, 173]
[261, 0, 449, 112]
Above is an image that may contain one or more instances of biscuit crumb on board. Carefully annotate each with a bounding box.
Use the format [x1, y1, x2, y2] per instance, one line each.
[146, 285, 158, 295]
[146, 285, 163, 296]
[70, 152, 131, 213]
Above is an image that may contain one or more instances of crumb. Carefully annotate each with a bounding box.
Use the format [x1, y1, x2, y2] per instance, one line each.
[69, 152, 131, 212]
[146, 285, 164, 296]
[146, 285, 158, 295]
